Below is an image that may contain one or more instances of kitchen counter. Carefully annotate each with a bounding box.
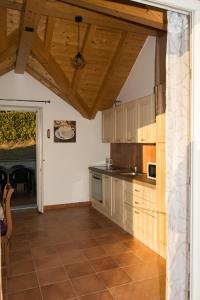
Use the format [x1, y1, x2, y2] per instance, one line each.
[89, 166, 156, 187]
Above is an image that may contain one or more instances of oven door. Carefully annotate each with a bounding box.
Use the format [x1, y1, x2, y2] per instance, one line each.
[92, 173, 102, 202]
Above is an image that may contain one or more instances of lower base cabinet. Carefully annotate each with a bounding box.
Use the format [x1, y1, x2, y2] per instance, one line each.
[111, 178, 124, 227]
[90, 172, 166, 258]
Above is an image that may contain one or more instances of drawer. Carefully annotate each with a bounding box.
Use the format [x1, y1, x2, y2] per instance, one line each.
[143, 186, 156, 202]
[133, 183, 144, 198]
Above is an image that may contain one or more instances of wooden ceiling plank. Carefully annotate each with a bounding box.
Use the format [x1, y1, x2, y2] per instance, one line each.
[0, 7, 7, 52]
[15, 0, 46, 74]
[61, 0, 166, 31]
[31, 35, 90, 118]
[72, 24, 96, 91]
[90, 31, 130, 117]
[0, 0, 24, 11]
[44, 1, 158, 36]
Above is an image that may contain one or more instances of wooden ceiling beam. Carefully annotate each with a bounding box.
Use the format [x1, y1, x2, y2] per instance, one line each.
[15, 0, 46, 74]
[45, 16, 55, 53]
[32, 35, 90, 118]
[0, 0, 24, 11]
[44, 1, 159, 36]
[72, 24, 96, 91]
[0, 7, 7, 52]
[0, 30, 19, 64]
[61, 0, 167, 31]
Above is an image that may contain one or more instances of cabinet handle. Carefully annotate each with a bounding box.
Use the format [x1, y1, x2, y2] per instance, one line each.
[134, 189, 140, 192]
[135, 201, 140, 204]
[134, 211, 140, 214]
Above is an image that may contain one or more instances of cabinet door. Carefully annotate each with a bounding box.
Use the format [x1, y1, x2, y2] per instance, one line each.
[124, 203, 134, 234]
[114, 105, 124, 143]
[124, 101, 138, 142]
[112, 178, 124, 225]
[102, 108, 114, 143]
[137, 95, 156, 143]
[102, 175, 112, 216]
[156, 143, 166, 213]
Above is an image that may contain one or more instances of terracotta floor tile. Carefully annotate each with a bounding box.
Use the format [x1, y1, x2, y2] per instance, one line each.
[7, 273, 38, 294]
[34, 254, 62, 270]
[71, 274, 106, 296]
[80, 290, 114, 300]
[41, 280, 76, 300]
[90, 257, 118, 272]
[97, 268, 132, 288]
[123, 261, 166, 282]
[78, 239, 98, 249]
[110, 282, 150, 300]
[132, 247, 163, 263]
[9, 260, 35, 277]
[31, 245, 58, 258]
[37, 267, 68, 286]
[83, 246, 107, 260]
[10, 240, 30, 252]
[65, 261, 95, 278]
[102, 242, 130, 255]
[7, 288, 42, 300]
[10, 249, 32, 263]
[113, 251, 142, 267]
[136, 275, 166, 299]
[56, 241, 80, 253]
[60, 249, 88, 265]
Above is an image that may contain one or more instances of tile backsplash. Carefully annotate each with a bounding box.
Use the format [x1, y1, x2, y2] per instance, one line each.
[111, 143, 156, 174]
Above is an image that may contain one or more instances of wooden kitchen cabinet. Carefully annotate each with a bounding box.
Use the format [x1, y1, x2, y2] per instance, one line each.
[102, 108, 114, 143]
[102, 175, 112, 216]
[114, 105, 124, 143]
[124, 100, 138, 143]
[112, 178, 124, 226]
[137, 95, 156, 143]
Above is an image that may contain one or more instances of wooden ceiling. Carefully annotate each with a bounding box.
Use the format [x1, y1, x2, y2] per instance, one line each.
[0, 0, 167, 119]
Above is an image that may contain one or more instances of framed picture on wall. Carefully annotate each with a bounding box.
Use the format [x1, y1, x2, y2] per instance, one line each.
[54, 120, 76, 143]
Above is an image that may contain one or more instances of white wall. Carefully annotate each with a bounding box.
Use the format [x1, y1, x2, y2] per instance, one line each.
[117, 36, 156, 102]
[0, 71, 109, 205]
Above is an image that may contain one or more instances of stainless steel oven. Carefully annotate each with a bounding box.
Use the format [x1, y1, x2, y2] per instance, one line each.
[91, 173, 102, 202]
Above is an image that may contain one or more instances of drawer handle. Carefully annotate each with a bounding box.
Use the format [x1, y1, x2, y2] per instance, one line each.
[134, 189, 140, 192]
[134, 211, 140, 214]
[135, 201, 140, 204]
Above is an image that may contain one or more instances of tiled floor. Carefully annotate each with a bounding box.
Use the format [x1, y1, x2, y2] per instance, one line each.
[2, 207, 166, 300]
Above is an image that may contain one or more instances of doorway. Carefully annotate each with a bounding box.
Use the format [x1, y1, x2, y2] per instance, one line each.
[0, 105, 43, 213]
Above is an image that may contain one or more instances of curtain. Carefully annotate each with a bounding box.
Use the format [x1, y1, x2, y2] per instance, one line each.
[166, 12, 190, 300]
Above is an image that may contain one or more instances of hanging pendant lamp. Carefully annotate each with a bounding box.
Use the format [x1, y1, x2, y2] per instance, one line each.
[71, 16, 86, 69]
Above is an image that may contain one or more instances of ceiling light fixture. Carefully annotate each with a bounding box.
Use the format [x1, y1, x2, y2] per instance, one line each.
[71, 16, 86, 69]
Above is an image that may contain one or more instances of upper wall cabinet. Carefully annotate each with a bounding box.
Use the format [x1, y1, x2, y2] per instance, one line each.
[102, 108, 114, 143]
[124, 100, 138, 143]
[102, 94, 156, 144]
[137, 95, 156, 143]
[114, 105, 124, 143]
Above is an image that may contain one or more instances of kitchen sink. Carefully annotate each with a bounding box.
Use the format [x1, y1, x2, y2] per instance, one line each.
[120, 172, 142, 176]
[120, 172, 137, 176]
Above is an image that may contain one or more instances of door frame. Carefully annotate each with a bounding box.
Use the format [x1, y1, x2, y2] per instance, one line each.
[0, 105, 44, 213]
[130, 1, 200, 299]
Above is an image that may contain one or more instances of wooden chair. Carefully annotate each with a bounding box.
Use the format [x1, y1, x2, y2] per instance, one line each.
[1, 184, 14, 276]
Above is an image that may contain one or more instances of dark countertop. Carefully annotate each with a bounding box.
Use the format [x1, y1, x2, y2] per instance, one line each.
[89, 166, 156, 187]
